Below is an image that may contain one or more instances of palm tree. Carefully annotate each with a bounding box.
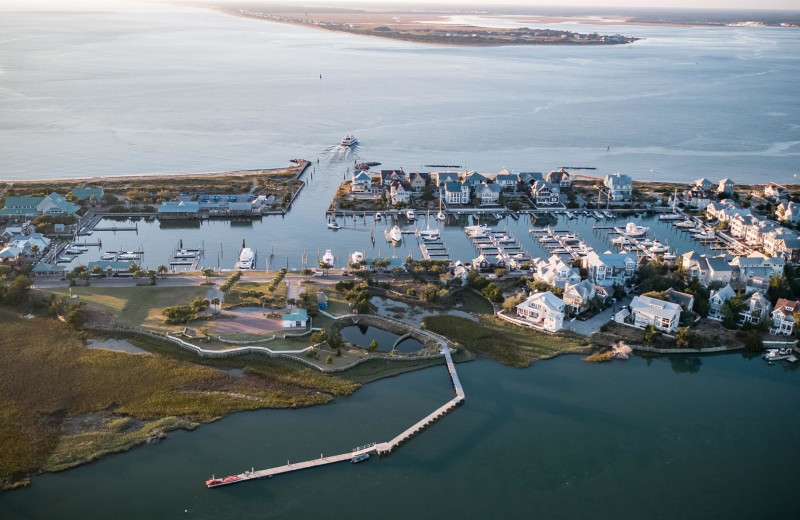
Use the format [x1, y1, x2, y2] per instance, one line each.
[29, 244, 39, 257]
[211, 297, 220, 313]
[201, 268, 215, 283]
[157, 264, 168, 278]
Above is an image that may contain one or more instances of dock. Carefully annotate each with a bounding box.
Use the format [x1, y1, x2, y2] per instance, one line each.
[206, 344, 464, 488]
[529, 227, 593, 260]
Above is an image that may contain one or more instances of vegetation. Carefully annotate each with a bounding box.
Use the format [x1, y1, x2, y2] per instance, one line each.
[422, 315, 589, 368]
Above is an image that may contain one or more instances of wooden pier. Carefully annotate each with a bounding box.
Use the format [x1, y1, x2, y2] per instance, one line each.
[206, 345, 464, 488]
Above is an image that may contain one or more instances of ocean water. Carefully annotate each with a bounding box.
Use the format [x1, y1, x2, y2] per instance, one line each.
[0, 2, 798, 182]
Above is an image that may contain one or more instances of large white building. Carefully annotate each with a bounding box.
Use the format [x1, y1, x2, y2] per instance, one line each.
[516, 291, 565, 332]
[629, 295, 681, 333]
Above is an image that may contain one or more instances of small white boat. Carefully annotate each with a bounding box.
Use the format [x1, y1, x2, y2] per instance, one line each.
[695, 231, 716, 240]
[603, 210, 614, 218]
[465, 224, 490, 238]
[388, 226, 403, 243]
[663, 252, 677, 261]
[419, 229, 441, 241]
[327, 219, 340, 230]
[100, 252, 117, 261]
[763, 348, 793, 361]
[69, 243, 88, 251]
[675, 220, 695, 229]
[63, 247, 82, 255]
[436, 211, 446, 221]
[659, 213, 684, 221]
[496, 235, 515, 244]
[565, 211, 575, 220]
[612, 236, 631, 245]
[625, 222, 649, 237]
[322, 249, 335, 266]
[174, 249, 198, 259]
[593, 211, 605, 219]
[117, 253, 139, 261]
[374, 212, 382, 222]
[351, 251, 365, 264]
[236, 248, 255, 270]
[650, 241, 669, 253]
[340, 133, 357, 147]
[640, 238, 654, 247]
[406, 210, 415, 222]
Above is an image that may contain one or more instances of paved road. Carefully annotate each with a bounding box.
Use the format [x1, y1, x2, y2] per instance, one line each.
[566, 295, 632, 337]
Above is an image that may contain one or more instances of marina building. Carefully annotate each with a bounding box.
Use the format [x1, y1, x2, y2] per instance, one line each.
[516, 291, 565, 332]
[157, 200, 200, 217]
[603, 173, 633, 202]
[629, 295, 681, 333]
[770, 299, 800, 336]
[71, 187, 104, 201]
[0, 192, 79, 217]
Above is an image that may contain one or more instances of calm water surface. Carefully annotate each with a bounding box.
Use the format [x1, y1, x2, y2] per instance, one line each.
[2, 354, 798, 519]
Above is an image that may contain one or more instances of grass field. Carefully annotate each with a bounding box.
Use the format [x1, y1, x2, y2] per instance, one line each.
[422, 315, 590, 368]
[222, 281, 287, 309]
[37, 285, 208, 332]
[0, 309, 359, 490]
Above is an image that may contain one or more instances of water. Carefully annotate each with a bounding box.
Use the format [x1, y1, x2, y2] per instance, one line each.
[0, 2, 798, 182]
[3, 354, 798, 519]
[339, 324, 424, 353]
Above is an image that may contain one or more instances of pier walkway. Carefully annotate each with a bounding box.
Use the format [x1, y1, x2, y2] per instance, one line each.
[206, 343, 464, 488]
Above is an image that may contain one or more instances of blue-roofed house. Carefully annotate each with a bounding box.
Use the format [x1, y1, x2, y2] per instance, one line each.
[282, 308, 308, 328]
[477, 183, 503, 204]
[494, 171, 518, 191]
[87, 260, 137, 275]
[157, 200, 200, 216]
[444, 182, 470, 205]
[0, 192, 79, 217]
[432, 171, 460, 187]
[71, 187, 104, 201]
[603, 173, 633, 202]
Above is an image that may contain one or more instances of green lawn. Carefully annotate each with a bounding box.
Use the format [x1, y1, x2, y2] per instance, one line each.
[222, 281, 286, 309]
[37, 285, 208, 332]
[422, 315, 590, 368]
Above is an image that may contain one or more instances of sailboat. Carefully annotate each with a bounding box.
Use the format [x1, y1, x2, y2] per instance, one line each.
[435, 192, 446, 221]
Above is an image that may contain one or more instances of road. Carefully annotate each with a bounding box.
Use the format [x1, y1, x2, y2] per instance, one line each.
[566, 295, 631, 337]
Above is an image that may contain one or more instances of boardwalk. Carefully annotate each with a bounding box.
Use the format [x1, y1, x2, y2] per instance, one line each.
[206, 344, 464, 488]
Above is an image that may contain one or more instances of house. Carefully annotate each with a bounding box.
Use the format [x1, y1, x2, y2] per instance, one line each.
[431, 171, 460, 187]
[472, 253, 506, 270]
[545, 168, 571, 188]
[694, 178, 713, 192]
[764, 182, 788, 200]
[0, 192, 80, 217]
[408, 171, 427, 192]
[730, 254, 784, 286]
[738, 291, 772, 325]
[494, 170, 518, 191]
[532, 254, 581, 287]
[584, 251, 637, 287]
[157, 200, 200, 216]
[389, 180, 412, 205]
[629, 295, 682, 333]
[717, 178, 735, 195]
[477, 183, 503, 204]
[775, 201, 800, 224]
[0, 233, 51, 263]
[31, 262, 65, 278]
[532, 181, 560, 206]
[350, 171, 372, 193]
[282, 308, 309, 328]
[516, 291, 565, 332]
[518, 172, 543, 187]
[763, 230, 800, 263]
[562, 280, 596, 311]
[71, 187, 104, 201]
[378, 169, 406, 186]
[603, 173, 633, 202]
[665, 288, 695, 312]
[709, 284, 736, 320]
[444, 182, 470, 205]
[463, 172, 488, 188]
[770, 299, 800, 336]
[685, 187, 711, 209]
[682, 253, 733, 286]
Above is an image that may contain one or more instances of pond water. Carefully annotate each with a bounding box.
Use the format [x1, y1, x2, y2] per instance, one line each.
[339, 324, 425, 354]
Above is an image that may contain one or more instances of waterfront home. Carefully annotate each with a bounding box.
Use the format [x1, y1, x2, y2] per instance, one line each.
[378, 169, 406, 186]
[584, 250, 637, 287]
[730, 254, 784, 284]
[431, 171, 460, 187]
[0, 192, 80, 217]
[629, 295, 681, 333]
[685, 187, 711, 209]
[282, 308, 309, 328]
[764, 182, 788, 200]
[563, 279, 596, 312]
[477, 183, 503, 204]
[770, 298, 800, 336]
[532, 254, 581, 287]
[472, 253, 506, 270]
[408, 171, 427, 192]
[389, 180, 412, 205]
[738, 291, 771, 325]
[763, 229, 800, 263]
[463, 172, 488, 188]
[516, 291, 565, 332]
[453, 260, 470, 285]
[717, 178, 735, 195]
[494, 170, 519, 191]
[682, 253, 733, 286]
[444, 182, 470, 205]
[709, 283, 736, 321]
[545, 168, 571, 188]
[603, 172, 633, 202]
[157, 200, 200, 217]
[518, 171, 544, 188]
[775, 201, 800, 224]
[350, 171, 372, 193]
[71, 187, 104, 201]
[665, 288, 695, 312]
[532, 180, 560, 206]
[706, 200, 750, 224]
[694, 178, 713, 191]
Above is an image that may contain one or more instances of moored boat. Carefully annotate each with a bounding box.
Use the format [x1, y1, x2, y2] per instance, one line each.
[625, 222, 649, 237]
[406, 209, 415, 222]
[388, 226, 403, 243]
[236, 248, 255, 270]
[322, 249, 335, 266]
[327, 219, 340, 230]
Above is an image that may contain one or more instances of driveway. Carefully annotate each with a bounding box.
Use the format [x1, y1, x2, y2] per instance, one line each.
[566, 295, 632, 337]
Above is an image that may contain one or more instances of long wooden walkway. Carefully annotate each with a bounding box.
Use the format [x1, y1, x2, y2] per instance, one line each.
[206, 345, 464, 488]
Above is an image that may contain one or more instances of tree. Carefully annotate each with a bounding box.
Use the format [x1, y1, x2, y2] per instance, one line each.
[29, 244, 39, 256]
[189, 296, 210, 313]
[482, 283, 504, 303]
[201, 268, 215, 283]
[675, 327, 691, 348]
[157, 264, 168, 278]
[368, 339, 379, 352]
[325, 355, 332, 365]
[642, 325, 657, 344]
[161, 305, 196, 324]
[211, 297, 220, 313]
[2, 274, 32, 304]
[91, 265, 104, 278]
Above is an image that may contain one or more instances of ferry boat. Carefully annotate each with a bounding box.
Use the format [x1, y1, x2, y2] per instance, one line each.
[625, 222, 649, 237]
[340, 133, 357, 147]
[406, 209, 415, 222]
[322, 249, 335, 266]
[763, 348, 793, 361]
[327, 219, 341, 230]
[236, 248, 255, 270]
[388, 226, 403, 243]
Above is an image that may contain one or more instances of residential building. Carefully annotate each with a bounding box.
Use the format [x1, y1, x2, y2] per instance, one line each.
[408, 171, 427, 192]
[763, 229, 800, 263]
[71, 187, 104, 201]
[629, 295, 682, 333]
[584, 251, 638, 287]
[282, 308, 309, 328]
[682, 253, 733, 286]
[694, 178, 713, 192]
[665, 288, 695, 312]
[378, 169, 406, 186]
[463, 172, 488, 188]
[717, 178, 735, 195]
[389, 180, 412, 205]
[0, 233, 51, 263]
[775, 201, 800, 224]
[738, 291, 772, 325]
[431, 171, 460, 187]
[532, 180, 560, 206]
[516, 291, 566, 332]
[764, 182, 788, 200]
[0, 192, 80, 217]
[444, 182, 471, 205]
[518, 171, 543, 187]
[603, 172, 633, 202]
[350, 171, 372, 193]
[730, 254, 785, 285]
[770, 298, 800, 336]
[545, 168, 571, 188]
[532, 254, 581, 287]
[494, 170, 518, 190]
[562, 279, 596, 311]
[709, 284, 736, 321]
[477, 183, 503, 204]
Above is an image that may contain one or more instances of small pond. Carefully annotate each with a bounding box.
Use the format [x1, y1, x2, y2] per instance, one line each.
[339, 325, 425, 354]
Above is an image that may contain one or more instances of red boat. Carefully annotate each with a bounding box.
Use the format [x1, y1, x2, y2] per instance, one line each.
[223, 476, 240, 483]
[206, 477, 224, 488]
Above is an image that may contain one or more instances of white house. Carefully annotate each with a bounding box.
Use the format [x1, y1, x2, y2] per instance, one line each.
[532, 180, 560, 205]
[516, 291, 565, 332]
[718, 178, 735, 195]
[775, 201, 800, 224]
[351, 171, 372, 193]
[389, 180, 412, 205]
[629, 295, 681, 333]
[432, 171, 460, 187]
[603, 173, 633, 202]
[494, 170, 518, 190]
[764, 182, 788, 200]
[709, 284, 736, 321]
[682, 253, 733, 287]
[738, 291, 772, 325]
[562, 279, 596, 311]
[444, 182, 470, 205]
[770, 298, 800, 336]
[694, 178, 713, 191]
[477, 183, 503, 204]
[545, 168, 572, 188]
[584, 251, 637, 287]
[532, 254, 581, 287]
